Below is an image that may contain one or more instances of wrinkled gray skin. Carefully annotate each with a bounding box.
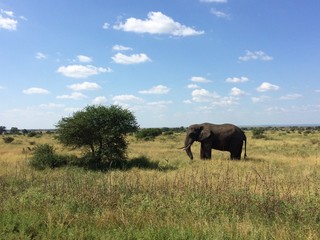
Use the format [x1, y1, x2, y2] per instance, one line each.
[181, 123, 247, 160]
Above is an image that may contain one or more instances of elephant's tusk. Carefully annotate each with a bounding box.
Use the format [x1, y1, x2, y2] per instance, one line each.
[177, 146, 186, 150]
[177, 144, 191, 150]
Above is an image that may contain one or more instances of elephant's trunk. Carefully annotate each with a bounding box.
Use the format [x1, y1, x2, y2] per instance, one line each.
[183, 136, 194, 160]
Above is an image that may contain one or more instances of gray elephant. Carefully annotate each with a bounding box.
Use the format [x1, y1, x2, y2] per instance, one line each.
[180, 123, 247, 160]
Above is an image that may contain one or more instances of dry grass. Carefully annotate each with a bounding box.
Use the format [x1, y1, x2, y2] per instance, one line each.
[0, 129, 319, 239]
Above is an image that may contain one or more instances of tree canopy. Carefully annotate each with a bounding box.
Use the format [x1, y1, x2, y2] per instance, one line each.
[55, 105, 138, 168]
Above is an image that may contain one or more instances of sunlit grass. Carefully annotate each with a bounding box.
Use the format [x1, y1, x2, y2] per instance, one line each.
[0, 129, 319, 239]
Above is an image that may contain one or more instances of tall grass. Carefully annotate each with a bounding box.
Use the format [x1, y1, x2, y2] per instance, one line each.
[0, 130, 319, 239]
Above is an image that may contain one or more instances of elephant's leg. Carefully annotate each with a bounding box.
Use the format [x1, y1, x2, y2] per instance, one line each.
[230, 153, 241, 160]
[229, 141, 242, 160]
[201, 142, 212, 160]
[230, 149, 241, 160]
[205, 149, 212, 159]
[200, 145, 206, 159]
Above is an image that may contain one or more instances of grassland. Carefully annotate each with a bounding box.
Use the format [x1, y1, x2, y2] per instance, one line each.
[0, 128, 319, 239]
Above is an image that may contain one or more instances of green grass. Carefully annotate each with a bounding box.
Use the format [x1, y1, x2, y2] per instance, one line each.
[0, 129, 319, 239]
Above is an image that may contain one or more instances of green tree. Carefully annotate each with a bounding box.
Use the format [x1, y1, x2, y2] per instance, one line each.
[55, 105, 138, 169]
[0, 126, 6, 134]
[10, 127, 19, 134]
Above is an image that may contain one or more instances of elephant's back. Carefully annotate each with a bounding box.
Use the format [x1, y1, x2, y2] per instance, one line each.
[213, 123, 238, 133]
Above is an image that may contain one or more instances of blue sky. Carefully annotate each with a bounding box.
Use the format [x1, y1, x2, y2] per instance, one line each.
[1, 0, 320, 129]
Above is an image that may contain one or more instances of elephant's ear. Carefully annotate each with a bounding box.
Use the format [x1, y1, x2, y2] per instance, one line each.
[199, 127, 211, 141]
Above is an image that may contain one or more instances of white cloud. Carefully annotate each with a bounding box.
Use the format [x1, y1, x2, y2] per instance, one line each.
[147, 100, 172, 108]
[139, 85, 170, 94]
[225, 76, 249, 83]
[20, 16, 27, 21]
[147, 100, 172, 105]
[187, 84, 200, 89]
[190, 88, 239, 107]
[191, 89, 220, 102]
[2, 10, 14, 17]
[257, 82, 280, 92]
[112, 53, 151, 64]
[23, 87, 50, 94]
[35, 52, 47, 60]
[68, 82, 101, 91]
[140, 100, 173, 113]
[211, 9, 230, 19]
[113, 95, 144, 107]
[280, 93, 302, 100]
[39, 103, 64, 109]
[112, 45, 133, 51]
[113, 11, 204, 37]
[191, 76, 211, 83]
[212, 97, 238, 107]
[251, 96, 270, 103]
[57, 65, 112, 78]
[266, 106, 288, 113]
[0, 11, 18, 31]
[200, 0, 227, 2]
[102, 22, 110, 29]
[77, 55, 92, 63]
[239, 50, 273, 61]
[230, 87, 247, 96]
[92, 96, 107, 105]
[56, 92, 87, 100]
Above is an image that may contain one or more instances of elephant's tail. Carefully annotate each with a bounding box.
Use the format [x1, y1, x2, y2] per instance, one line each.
[243, 135, 247, 159]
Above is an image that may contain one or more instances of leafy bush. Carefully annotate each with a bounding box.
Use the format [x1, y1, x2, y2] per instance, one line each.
[310, 138, 320, 145]
[124, 155, 158, 169]
[29, 144, 67, 170]
[3, 136, 14, 144]
[27, 132, 37, 137]
[135, 128, 162, 140]
[252, 128, 266, 139]
[163, 131, 174, 136]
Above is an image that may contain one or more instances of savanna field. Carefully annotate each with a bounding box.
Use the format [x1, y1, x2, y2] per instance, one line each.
[0, 128, 319, 239]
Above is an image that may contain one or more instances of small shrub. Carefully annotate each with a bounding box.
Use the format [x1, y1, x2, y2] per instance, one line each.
[3, 136, 14, 144]
[27, 132, 37, 137]
[126, 156, 160, 169]
[29, 144, 67, 170]
[163, 131, 174, 136]
[135, 128, 162, 141]
[304, 130, 312, 135]
[252, 128, 266, 139]
[310, 138, 320, 145]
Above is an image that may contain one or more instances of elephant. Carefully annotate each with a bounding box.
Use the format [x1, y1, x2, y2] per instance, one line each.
[179, 123, 247, 160]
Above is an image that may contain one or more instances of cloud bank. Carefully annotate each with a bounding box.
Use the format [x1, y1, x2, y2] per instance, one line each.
[57, 65, 112, 78]
[114, 11, 204, 37]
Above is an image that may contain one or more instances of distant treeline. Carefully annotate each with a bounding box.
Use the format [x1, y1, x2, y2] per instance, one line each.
[241, 126, 320, 132]
[0, 126, 55, 135]
[1, 125, 320, 136]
